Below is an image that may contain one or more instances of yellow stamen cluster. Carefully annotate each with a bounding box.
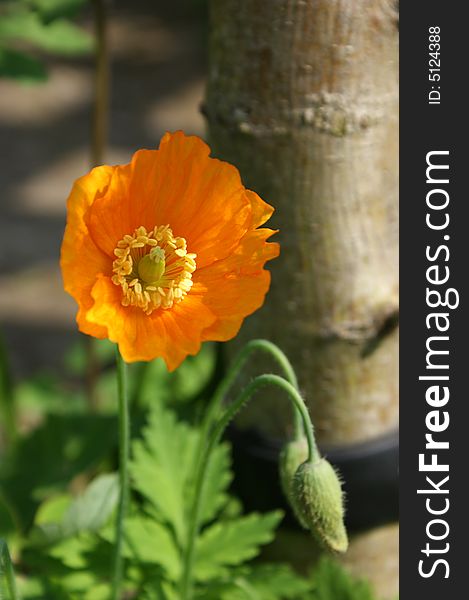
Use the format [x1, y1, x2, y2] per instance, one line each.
[111, 225, 196, 315]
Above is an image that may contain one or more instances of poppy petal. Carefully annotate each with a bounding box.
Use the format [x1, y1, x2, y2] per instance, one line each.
[87, 132, 252, 268]
[61, 132, 279, 366]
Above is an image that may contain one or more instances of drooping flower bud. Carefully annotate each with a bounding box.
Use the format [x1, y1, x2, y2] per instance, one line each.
[279, 438, 309, 514]
[291, 459, 348, 553]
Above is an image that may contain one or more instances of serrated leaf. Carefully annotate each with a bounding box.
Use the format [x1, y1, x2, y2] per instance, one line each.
[131, 402, 233, 546]
[142, 579, 179, 600]
[198, 440, 232, 525]
[131, 406, 197, 544]
[199, 565, 312, 600]
[194, 511, 283, 581]
[310, 558, 376, 600]
[196, 579, 261, 600]
[243, 564, 312, 599]
[130, 403, 284, 587]
[101, 516, 181, 581]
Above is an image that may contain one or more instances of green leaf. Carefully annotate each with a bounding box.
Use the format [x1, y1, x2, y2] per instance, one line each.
[131, 405, 197, 544]
[199, 565, 312, 600]
[101, 515, 180, 581]
[0, 538, 18, 600]
[30, 0, 88, 22]
[0, 10, 92, 55]
[0, 47, 47, 83]
[63, 339, 115, 377]
[12, 399, 297, 597]
[30, 474, 118, 546]
[194, 511, 283, 581]
[48, 534, 97, 569]
[197, 580, 260, 600]
[14, 372, 85, 416]
[63, 474, 119, 533]
[142, 579, 180, 600]
[0, 495, 17, 536]
[131, 401, 232, 546]
[310, 558, 376, 600]
[17, 574, 48, 599]
[48, 569, 102, 595]
[35, 493, 71, 525]
[0, 414, 117, 531]
[137, 343, 216, 407]
[130, 404, 286, 588]
[199, 566, 311, 600]
[198, 441, 232, 525]
[165, 343, 216, 403]
[242, 564, 312, 599]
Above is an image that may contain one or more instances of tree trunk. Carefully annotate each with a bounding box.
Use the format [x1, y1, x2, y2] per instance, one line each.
[205, 0, 398, 596]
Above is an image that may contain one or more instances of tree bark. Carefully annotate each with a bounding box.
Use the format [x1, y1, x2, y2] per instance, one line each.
[205, 0, 398, 596]
[205, 0, 398, 445]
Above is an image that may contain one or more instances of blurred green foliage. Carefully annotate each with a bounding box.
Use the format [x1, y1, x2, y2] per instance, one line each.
[309, 558, 376, 600]
[0, 0, 92, 83]
[0, 338, 378, 598]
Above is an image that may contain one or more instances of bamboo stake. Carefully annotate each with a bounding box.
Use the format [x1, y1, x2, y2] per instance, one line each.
[85, 0, 110, 409]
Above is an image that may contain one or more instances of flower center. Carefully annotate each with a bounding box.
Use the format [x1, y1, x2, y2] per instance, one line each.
[111, 225, 196, 314]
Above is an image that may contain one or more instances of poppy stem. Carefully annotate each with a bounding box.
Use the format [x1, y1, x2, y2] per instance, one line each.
[110, 349, 130, 600]
[184, 340, 303, 597]
[181, 374, 317, 600]
[201, 339, 303, 444]
[0, 538, 19, 600]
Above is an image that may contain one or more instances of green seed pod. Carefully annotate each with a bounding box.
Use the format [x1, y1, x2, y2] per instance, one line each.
[279, 438, 309, 515]
[291, 459, 348, 554]
[137, 247, 166, 284]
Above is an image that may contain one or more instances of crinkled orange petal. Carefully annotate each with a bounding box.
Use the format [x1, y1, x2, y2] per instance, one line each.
[86, 275, 216, 370]
[86, 131, 252, 268]
[60, 165, 115, 338]
[195, 228, 280, 341]
[246, 190, 275, 228]
[61, 132, 279, 367]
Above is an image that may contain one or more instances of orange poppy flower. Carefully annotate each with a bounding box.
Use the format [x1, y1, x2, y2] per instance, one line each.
[60, 131, 279, 370]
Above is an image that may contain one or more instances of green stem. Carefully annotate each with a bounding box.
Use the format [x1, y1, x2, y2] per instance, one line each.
[202, 339, 302, 443]
[0, 332, 17, 445]
[190, 340, 302, 512]
[130, 362, 152, 409]
[181, 374, 318, 599]
[0, 539, 19, 600]
[110, 350, 130, 600]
